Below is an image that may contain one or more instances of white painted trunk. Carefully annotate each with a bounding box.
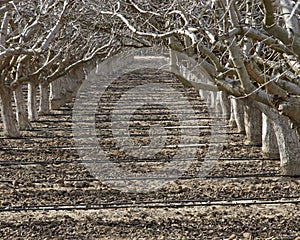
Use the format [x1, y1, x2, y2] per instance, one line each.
[199, 89, 207, 101]
[0, 89, 20, 137]
[50, 79, 62, 110]
[219, 91, 231, 120]
[209, 91, 217, 109]
[39, 82, 50, 115]
[256, 103, 300, 176]
[232, 98, 245, 133]
[272, 114, 300, 175]
[13, 85, 31, 130]
[228, 98, 237, 127]
[244, 99, 262, 145]
[28, 82, 38, 121]
[262, 113, 279, 159]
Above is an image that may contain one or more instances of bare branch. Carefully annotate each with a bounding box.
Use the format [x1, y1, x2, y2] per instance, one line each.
[0, 11, 9, 47]
[261, 0, 300, 57]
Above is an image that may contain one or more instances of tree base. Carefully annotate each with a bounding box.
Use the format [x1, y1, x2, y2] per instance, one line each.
[244, 139, 262, 147]
[228, 119, 237, 128]
[38, 109, 50, 115]
[50, 99, 63, 110]
[19, 122, 32, 131]
[64, 92, 73, 103]
[263, 151, 280, 159]
[282, 162, 300, 176]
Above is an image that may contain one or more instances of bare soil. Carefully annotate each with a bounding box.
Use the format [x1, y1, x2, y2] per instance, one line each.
[0, 69, 299, 240]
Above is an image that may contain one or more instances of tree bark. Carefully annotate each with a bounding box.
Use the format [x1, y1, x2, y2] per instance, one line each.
[184, 35, 194, 57]
[244, 99, 262, 145]
[209, 91, 217, 109]
[28, 82, 38, 121]
[228, 98, 237, 127]
[63, 75, 74, 103]
[39, 82, 50, 115]
[50, 79, 62, 110]
[271, 113, 300, 175]
[215, 91, 222, 114]
[199, 89, 207, 102]
[262, 113, 279, 158]
[70, 67, 85, 97]
[13, 84, 31, 130]
[59, 77, 67, 107]
[0, 87, 20, 137]
[219, 91, 231, 120]
[232, 98, 245, 133]
[169, 40, 180, 74]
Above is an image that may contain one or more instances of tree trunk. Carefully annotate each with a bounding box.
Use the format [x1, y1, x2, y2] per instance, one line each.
[219, 91, 231, 120]
[209, 91, 217, 109]
[50, 79, 62, 110]
[244, 99, 262, 145]
[272, 113, 300, 175]
[262, 113, 279, 159]
[13, 84, 31, 130]
[232, 98, 245, 133]
[184, 35, 194, 57]
[257, 103, 300, 176]
[199, 89, 207, 101]
[228, 98, 237, 127]
[169, 45, 180, 73]
[39, 82, 50, 115]
[63, 75, 74, 103]
[28, 82, 38, 121]
[71, 67, 85, 97]
[59, 77, 67, 106]
[0, 88, 20, 137]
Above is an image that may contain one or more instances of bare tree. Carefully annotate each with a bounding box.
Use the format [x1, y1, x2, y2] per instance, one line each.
[90, 0, 300, 174]
[0, 0, 122, 137]
[1, 0, 299, 174]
